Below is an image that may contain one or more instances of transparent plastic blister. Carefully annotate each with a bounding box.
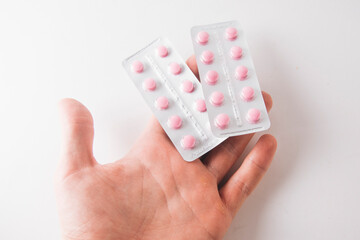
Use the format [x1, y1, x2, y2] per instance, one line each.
[191, 21, 270, 137]
[123, 38, 226, 162]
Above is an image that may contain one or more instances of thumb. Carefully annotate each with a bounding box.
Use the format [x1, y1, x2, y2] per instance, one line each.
[57, 98, 96, 179]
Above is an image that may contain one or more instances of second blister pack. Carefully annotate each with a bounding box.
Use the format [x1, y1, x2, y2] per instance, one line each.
[191, 21, 270, 137]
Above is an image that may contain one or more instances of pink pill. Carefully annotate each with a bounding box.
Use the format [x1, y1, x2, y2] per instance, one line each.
[157, 45, 168, 57]
[143, 78, 156, 91]
[195, 99, 207, 112]
[210, 91, 224, 106]
[181, 135, 196, 150]
[235, 65, 248, 80]
[241, 86, 254, 101]
[131, 60, 143, 73]
[168, 115, 182, 129]
[197, 31, 209, 45]
[182, 80, 194, 93]
[205, 70, 218, 85]
[169, 62, 181, 75]
[201, 50, 214, 64]
[246, 108, 261, 123]
[230, 46, 243, 60]
[155, 96, 169, 110]
[226, 27, 238, 40]
[215, 113, 230, 129]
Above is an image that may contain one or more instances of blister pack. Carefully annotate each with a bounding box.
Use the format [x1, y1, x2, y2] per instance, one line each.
[191, 21, 270, 137]
[123, 38, 226, 162]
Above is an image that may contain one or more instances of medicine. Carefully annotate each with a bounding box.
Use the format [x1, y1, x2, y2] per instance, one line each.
[132, 60, 143, 73]
[169, 62, 182, 75]
[201, 50, 214, 64]
[246, 108, 260, 123]
[123, 37, 226, 161]
[197, 31, 209, 45]
[205, 70, 218, 85]
[181, 135, 196, 149]
[182, 80, 194, 93]
[230, 46, 242, 60]
[157, 45, 168, 58]
[241, 86, 254, 101]
[191, 21, 270, 137]
[235, 66, 248, 80]
[156, 96, 169, 110]
[195, 99, 207, 112]
[225, 27, 237, 40]
[210, 91, 224, 106]
[215, 113, 230, 129]
[168, 115, 182, 129]
[143, 78, 156, 91]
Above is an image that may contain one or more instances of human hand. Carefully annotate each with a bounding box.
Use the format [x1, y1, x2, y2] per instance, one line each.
[55, 55, 277, 240]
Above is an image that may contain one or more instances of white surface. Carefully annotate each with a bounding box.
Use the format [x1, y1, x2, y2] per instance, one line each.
[0, 0, 359, 239]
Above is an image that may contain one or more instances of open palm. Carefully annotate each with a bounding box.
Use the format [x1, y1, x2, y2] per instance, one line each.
[55, 56, 277, 240]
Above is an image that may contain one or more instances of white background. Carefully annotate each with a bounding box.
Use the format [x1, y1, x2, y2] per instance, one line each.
[1, 0, 359, 239]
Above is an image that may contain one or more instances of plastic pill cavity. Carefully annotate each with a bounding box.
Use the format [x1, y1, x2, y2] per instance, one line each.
[197, 31, 209, 45]
[230, 46, 242, 60]
[215, 113, 230, 129]
[246, 108, 260, 123]
[205, 70, 218, 85]
[181, 135, 196, 149]
[241, 86, 254, 101]
[201, 50, 214, 64]
[210, 91, 224, 106]
[196, 99, 207, 112]
[225, 27, 237, 40]
[182, 80, 194, 93]
[169, 62, 182, 75]
[143, 78, 156, 91]
[156, 96, 169, 110]
[168, 115, 182, 129]
[132, 60, 143, 73]
[235, 66, 248, 80]
[157, 46, 168, 58]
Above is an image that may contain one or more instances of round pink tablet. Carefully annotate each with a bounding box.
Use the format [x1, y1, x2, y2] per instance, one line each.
[181, 135, 196, 150]
[155, 96, 169, 110]
[235, 65, 248, 80]
[210, 91, 224, 106]
[226, 27, 238, 40]
[241, 86, 254, 101]
[131, 60, 143, 73]
[230, 46, 243, 59]
[196, 99, 207, 112]
[143, 78, 156, 91]
[201, 50, 214, 64]
[246, 108, 261, 123]
[182, 80, 194, 93]
[168, 115, 182, 129]
[205, 70, 218, 85]
[157, 45, 168, 57]
[197, 31, 209, 45]
[215, 113, 230, 129]
[169, 62, 181, 75]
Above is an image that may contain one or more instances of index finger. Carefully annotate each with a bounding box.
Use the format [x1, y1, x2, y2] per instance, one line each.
[186, 55, 199, 79]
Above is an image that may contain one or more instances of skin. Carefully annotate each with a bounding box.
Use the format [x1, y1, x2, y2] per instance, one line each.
[55, 56, 277, 240]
